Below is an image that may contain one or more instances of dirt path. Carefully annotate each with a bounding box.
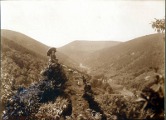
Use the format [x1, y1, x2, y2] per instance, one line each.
[64, 69, 107, 119]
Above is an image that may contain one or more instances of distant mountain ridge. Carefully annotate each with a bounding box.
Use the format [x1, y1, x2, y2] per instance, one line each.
[58, 40, 121, 63]
[60, 40, 121, 52]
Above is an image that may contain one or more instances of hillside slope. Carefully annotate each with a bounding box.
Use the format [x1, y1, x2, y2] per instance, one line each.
[58, 40, 121, 63]
[1, 29, 79, 68]
[85, 34, 164, 88]
[1, 29, 49, 57]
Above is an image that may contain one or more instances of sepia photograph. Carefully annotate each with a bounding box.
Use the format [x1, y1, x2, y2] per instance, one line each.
[1, 0, 165, 120]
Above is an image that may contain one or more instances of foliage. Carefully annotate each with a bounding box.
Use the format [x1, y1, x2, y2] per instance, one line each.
[36, 97, 71, 119]
[90, 79, 113, 94]
[2, 63, 68, 120]
[94, 74, 164, 120]
[137, 74, 164, 119]
[1, 39, 47, 112]
[151, 18, 165, 33]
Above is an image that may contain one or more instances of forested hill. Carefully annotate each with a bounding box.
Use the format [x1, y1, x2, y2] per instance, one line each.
[86, 33, 164, 75]
[1, 29, 49, 57]
[1, 29, 80, 68]
[84, 33, 164, 90]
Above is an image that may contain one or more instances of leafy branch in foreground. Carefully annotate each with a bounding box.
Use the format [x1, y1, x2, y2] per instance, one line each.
[151, 18, 165, 33]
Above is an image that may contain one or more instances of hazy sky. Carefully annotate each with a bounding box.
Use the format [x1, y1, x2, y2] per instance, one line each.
[1, 0, 165, 47]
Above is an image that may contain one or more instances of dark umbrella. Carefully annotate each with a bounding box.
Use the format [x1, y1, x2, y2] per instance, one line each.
[47, 47, 56, 56]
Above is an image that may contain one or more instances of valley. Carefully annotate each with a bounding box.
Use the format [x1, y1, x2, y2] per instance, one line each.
[1, 29, 164, 120]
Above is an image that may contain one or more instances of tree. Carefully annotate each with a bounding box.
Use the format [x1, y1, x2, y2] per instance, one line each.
[151, 18, 165, 33]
